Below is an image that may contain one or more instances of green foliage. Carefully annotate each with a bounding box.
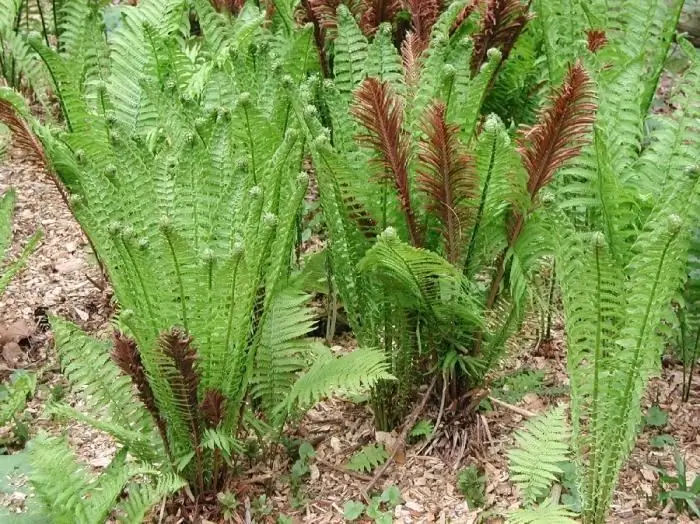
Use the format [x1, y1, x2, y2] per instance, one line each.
[491, 369, 545, 405]
[508, 499, 577, 524]
[650, 434, 676, 449]
[0, 189, 42, 298]
[0, 370, 36, 427]
[410, 419, 434, 439]
[644, 405, 668, 429]
[0, 1, 390, 519]
[653, 451, 700, 518]
[508, 407, 570, 506]
[456, 465, 486, 509]
[346, 443, 388, 473]
[342, 485, 402, 523]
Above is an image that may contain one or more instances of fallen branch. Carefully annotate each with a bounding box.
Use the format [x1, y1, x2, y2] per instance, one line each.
[488, 396, 536, 418]
[361, 376, 438, 500]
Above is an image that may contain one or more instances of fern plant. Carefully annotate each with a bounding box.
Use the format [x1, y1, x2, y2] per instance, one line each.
[1, 1, 390, 519]
[292, 0, 597, 429]
[550, 4, 700, 521]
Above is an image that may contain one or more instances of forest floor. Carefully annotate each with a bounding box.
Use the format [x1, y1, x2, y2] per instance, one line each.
[0, 136, 699, 522]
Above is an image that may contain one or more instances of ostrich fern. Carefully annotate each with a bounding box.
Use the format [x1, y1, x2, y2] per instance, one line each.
[551, 8, 700, 522]
[1, 0, 389, 518]
[292, 1, 596, 429]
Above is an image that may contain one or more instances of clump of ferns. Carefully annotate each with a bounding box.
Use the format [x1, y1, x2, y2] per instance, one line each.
[298, 56, 595, 429]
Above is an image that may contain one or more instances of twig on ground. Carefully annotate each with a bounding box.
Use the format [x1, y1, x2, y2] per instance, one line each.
[487, 396, 536, 418]
[361, 376, 439, 501]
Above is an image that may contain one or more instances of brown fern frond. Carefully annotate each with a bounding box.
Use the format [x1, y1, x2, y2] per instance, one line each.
[359, 0, 402, 36]
[200, 389, 227, 428]
[586, 29, 608, 53]
[406, 0, 441, 46]
[449, 0, 478, 37]
[470, 0, 531, 76]
[401, 31, 423, 87]
[418, 102, 477, 264]
[111, 332, 170, 454]
[0, 99, 47, 168]
[304, 0, 363, 31]
[517, 61, 596, 198]
[352, 77, 422, 246]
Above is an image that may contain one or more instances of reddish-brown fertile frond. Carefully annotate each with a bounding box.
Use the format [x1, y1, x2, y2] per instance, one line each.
[359, 0, 402, 35]
[417, 102, 477, 264]
[470, 0, 531, 76]
[406, 0, 441, 45]
[200, 389, 227, 428]
[159, 329, 202, 443]
[401, 31, 423, 87]
[518, 61, 596, 198]
[352, 77, 422, 246]
[450, 0, 478, 36]
[586, 29, 608, 53]
[112, 332, 170, 450]
[0, 100, 46, 168]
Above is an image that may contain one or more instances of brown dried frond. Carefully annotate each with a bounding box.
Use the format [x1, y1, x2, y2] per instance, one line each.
[200, 389, 227, 428]
[0, 99, 47, 168]
[112, 332, 170, 451]
[352, 77, 422, 246]
[406, 0, 441, 46]
[305, 0, 362, 31]
[517, 61, 596, 198]
[359, 0, 402, 36]
[586, 29, 608, 53]
[449, 0, 478, 37]
[470, 0, 531, 76]
[401, 31, 424, 87]
[418, 102, 477, 264]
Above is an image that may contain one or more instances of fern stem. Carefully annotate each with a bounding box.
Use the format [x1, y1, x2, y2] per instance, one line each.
[164, 232, 189, 332]
[683, 325, 700, 402]
[544, 261, 556, 340]
[587, 242, 604, 505]
[463, 131, 497, 276]
[243, 106, 257, 184]
[35, 0, 50, 47]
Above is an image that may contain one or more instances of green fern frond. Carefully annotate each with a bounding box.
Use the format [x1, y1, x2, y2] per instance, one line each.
[508, 406, 570, 506]
[285, 347, 393, 410]
[508, 498, 577, 524]
[116, 473, 186, 524]
[346, 443, 389, 473]
[0, 370, 36, 425]
[50, 317, 154, 435]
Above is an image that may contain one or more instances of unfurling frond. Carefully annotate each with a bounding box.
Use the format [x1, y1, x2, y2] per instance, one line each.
[417, 102, 477, 264]
[200, 389, 226, 428]
[586, 29, 608, 53]
[518, 61, 596, 199]
[406, 0, 441, 46]
[353, 77, 421, 246]
[471, 0, 531, 76]
[508, 406, 570, 506]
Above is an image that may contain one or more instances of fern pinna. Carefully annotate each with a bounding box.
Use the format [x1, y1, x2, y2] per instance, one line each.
[293, 0, 595, 429]
[0, 0, 390, 519]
